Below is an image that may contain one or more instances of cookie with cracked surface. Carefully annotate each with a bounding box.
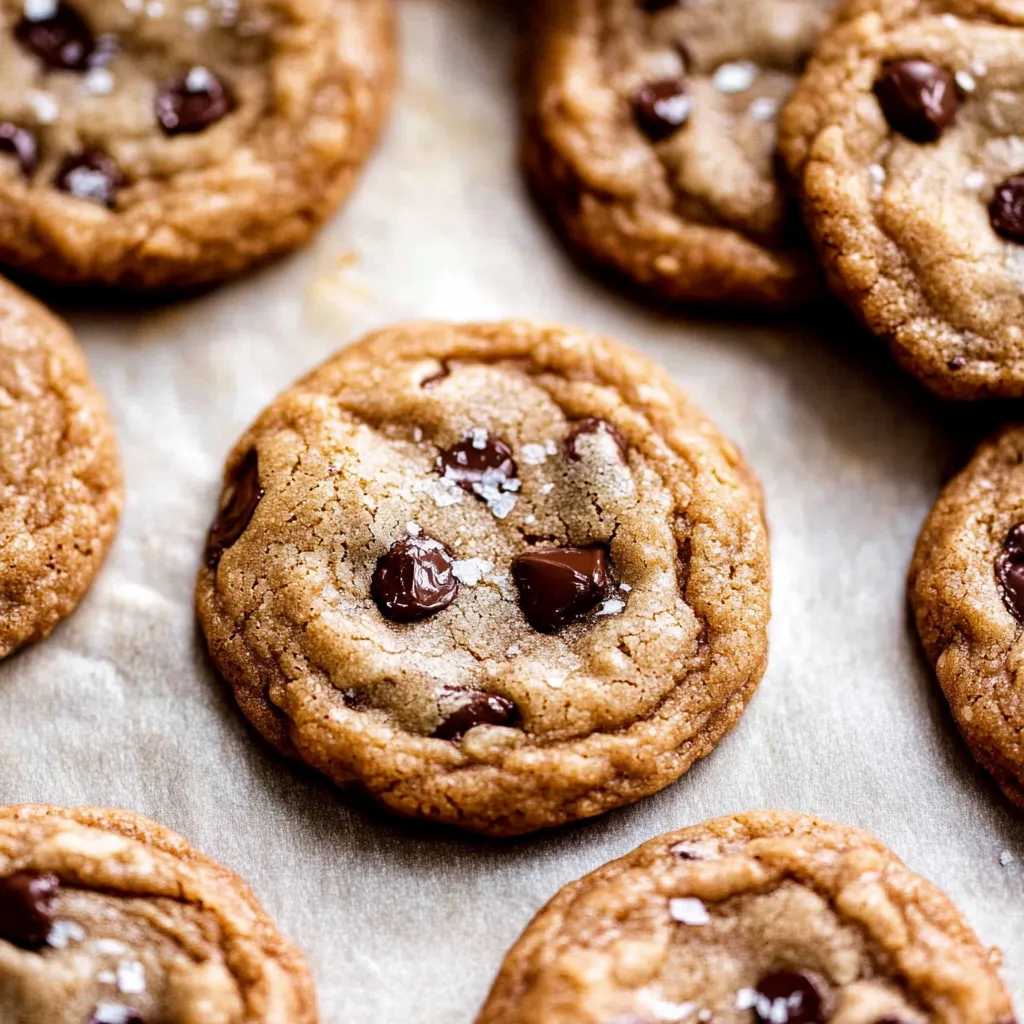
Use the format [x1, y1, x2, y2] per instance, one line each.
[522, 0, 830, 307]
[0, 803, 317, 1024]
[476, 810, 1013, 1024]
[779, 0, 1024, 399]
[195, 320, 771, 836]
[0, 0, 395, 290]
[909, 424, 1024, 808]
[0, 274, 122, 660]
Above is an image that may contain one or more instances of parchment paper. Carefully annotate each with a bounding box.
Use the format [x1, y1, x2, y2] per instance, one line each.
[0, 2, 1021, 1021]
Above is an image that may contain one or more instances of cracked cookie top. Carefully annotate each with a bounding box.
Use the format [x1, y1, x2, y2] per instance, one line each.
[0, 274, 122, 660]
[0, 804, 317, 1024]
[0, 0, 395, 289]
[476, 811, 1013, 1024]
[195, 320, 771, 836]
[523, 0, 832, 306]
[909, 423, 1024, 809]
[779, 0, 1024, 398]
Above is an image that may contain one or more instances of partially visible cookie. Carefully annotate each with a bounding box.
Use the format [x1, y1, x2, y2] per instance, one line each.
[0, 0, 395, 290]
[0, 803, 318, 1023]
[196, 320, 771, 836]
[780, 0, 1024, 399]
[523, 0, 829, 306]
[476, 810, 1013, 1024]
[0, 275, 122, 660]
[909, 424, 1024, 807]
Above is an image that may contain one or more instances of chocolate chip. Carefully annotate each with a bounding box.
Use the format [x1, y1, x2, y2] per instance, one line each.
[86, 1008, 144, 1024]
[371, 536, 458, 622]
[753, 970, 830, 1024]
[0, 123, 38, 177]
[989, 175, 1024, 242]
[512, 546, 609, 632]
[995, 522, 1024, 621]
[205, 449, 264, 569]
[0, 871, 59, 949]
[55, 149, 123, 207]
[873, 60, 957, 142]
[432, 690, 519, 740]
[642, 0, 683, 8]
[15, 2, 95, 70]
[436, 431, 517, 496]
[155, 66, 236, 135]
[946, 356, 966, 371]
[635, 78, 692, 141]
[566, 418, 627, 461]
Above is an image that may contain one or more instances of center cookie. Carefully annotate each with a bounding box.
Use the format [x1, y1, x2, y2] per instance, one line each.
[523, 0, 832, 306]
[0, 0, 395, 289]
[475, 811, 1013, 1024]
[779, 0, 1024, 398]
[195, 321, 771, 836]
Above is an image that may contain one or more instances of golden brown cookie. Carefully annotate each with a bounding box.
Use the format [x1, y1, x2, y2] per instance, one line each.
[780, 0, 1024, 399]
[0, 803, 318, 1023]
[0, 0, 396, 290]
[909, 424, 1024, 808]
[522, 0, 829, 307]
[0, 275, 122, 660]
[195, 320, 771, 836]
[476, 810, 1013, 1024]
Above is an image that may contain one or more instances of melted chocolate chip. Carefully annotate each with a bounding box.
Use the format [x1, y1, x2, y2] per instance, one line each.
[989, 175, 1024, 242]
[0, 871, 59, 949]
[0, 123, 38, 177]
[873, 60, 957, 142]
[946, 356, 967, 371]
[512, 546, 608, 632]
[566, 418, 627, 461]
[156, 66, 236, 135]
[86, 1008, 144, 1024]
[371, 536, 458, 622]
[205, 449, 264, 569]
[753, 970, 829, 1024]
[432, 690, 520, 740]
[643, 0, 683, 8]
[55, 149, 123, 207]
[15, 2, 95, 70]
[635, 78, 692, 141]
[436, 432, 517, 495]
[995, 522, 1024, 621]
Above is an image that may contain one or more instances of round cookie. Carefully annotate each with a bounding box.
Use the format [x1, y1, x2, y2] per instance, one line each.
[522, 0, 830, 307]
[476, 810, 1013, 1024]
[780, 0, 1024, 399]
[0, 274, 122, 660]
[0, 0, 395, 290]
[195, 320, 771, 836]
[0, 803, 318, 1023]
[909, 424, 1024, 808]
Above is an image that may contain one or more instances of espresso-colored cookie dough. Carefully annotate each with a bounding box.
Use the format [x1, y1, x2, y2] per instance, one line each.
[196, 320, 771, 836]
[0, 274, 122, 660]
[0, 0, 395, 289]
[780, 0, 1024, 399]
[476, 811, 1013, 1024]
[0, 803, 317, 1023]
[909, 424, 1024, 807]
[523, 0, 830, 307]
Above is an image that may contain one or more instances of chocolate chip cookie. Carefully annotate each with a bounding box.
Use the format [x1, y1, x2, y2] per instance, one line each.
[909, 424, 1024, 807]
[0, 275, 122, 660]
[195, 320, 771, 836]
[780, 0, 1024, 399]
[0, 0, 395, 290]
[476, 810, 1013, 1024]
[522, 0, 831, 307]
[0, 803, 317, 1023]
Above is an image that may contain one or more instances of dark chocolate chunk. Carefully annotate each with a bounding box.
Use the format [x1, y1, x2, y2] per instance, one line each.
[995, 522, 1024, 621]
[156, 66, 236, 135]
[432, 690, 519, 740]
[873, 60, 957, 142]
[635, 78, 692, 141]
[0, 123, 38, 177]
[371, 536, 458, 622]
[752, 970, 830, 1024]
[55, 149, 123, 207]
[989, 175, 1024, 243]
[205, 449, 264, 569]
[512, 546, 608, 632]
[566, 418, 627, 462]
[436, 432, 517, 496]
[15, 2, 95, 70]
[0, 871, 59, 949]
